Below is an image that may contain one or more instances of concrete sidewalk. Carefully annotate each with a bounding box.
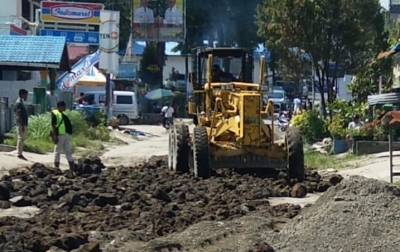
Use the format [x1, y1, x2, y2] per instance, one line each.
[338, 156, 400, 183]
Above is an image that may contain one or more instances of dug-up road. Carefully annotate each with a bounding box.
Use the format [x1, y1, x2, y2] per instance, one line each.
[0, 122, 399, 252]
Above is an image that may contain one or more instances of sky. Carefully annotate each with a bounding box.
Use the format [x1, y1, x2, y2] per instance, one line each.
[381, 0, 389, 9]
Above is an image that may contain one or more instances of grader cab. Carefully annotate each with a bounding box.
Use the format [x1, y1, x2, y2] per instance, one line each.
[168, 47, 304, 180]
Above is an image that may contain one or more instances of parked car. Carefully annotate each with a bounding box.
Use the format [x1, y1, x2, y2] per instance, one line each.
[80, 90, 140, 125]
[265, 89, 287, 112]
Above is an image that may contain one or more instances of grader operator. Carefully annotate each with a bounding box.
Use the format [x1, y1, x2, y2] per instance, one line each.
[168, 47, 304, 181]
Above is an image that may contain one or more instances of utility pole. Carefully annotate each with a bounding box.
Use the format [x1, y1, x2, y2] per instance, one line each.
[105, 0, 116, 122]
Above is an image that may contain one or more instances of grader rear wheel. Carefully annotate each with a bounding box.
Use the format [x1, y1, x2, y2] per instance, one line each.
[286, 127, 305, 181]
[192, 127, 211, 179]
[172, 125, 190, 172]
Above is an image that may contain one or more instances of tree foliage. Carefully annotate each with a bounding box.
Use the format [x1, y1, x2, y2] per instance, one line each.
[256, 0, 387, 113]
[139, 43, 163, 87]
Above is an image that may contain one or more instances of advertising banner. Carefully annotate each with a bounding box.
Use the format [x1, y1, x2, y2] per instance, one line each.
[40, 1, 104, 24]
[132, 0, 185, 42]
[56, 50, 100, 90]
[99, 10, 120, 74]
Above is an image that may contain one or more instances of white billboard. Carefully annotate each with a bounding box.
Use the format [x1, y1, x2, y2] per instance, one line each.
[99, 10, 120, 74]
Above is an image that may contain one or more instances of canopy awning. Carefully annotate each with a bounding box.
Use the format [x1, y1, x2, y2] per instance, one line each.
[78, 67, 106, 84]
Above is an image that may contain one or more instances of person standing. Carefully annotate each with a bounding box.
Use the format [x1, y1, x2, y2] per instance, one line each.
[163, 0, 183, 26]
[46, 89, 58, 111]
[346, 115, 363, 149]
[134, 0, 155, 24]
[76, 92, 85, 105]
[161, 102, 174, 129]
[51, 101, 74, 169]
[14, 89, 29, 160]
[293, 96, 301, 111]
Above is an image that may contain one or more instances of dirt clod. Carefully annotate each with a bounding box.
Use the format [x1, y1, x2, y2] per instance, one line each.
[246, 242, 275, 252]
[291, 183, 307, 198]
[0, 156, 333, 251]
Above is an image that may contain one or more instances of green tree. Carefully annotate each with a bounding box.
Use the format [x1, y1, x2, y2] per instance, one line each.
[256, 0, 386, 117]
[348, 10, 395, 103]
[139, 43, 163, 87]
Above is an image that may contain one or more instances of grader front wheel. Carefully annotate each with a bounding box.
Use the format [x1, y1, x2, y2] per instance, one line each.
[172, 125, 190, 172]
[192, 127, 211, 179]
[286, 127, 305, 181]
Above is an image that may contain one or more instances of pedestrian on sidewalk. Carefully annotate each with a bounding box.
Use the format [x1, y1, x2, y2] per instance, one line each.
[51, 101, 74, 169]
[14, 89, 29, 160]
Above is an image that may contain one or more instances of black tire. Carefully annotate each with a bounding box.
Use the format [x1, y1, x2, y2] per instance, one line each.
[193, 127, 211, 179]
[286, 127, 305, 181]
[168, 127, 175, 170]
[173, 125, 190, 172]
[118, 115, 130, 125]
[192, 115, 199, 126]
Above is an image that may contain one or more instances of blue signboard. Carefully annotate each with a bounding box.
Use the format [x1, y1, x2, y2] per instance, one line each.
[117, 62, 137, 79]
[40, 29, 99, 44]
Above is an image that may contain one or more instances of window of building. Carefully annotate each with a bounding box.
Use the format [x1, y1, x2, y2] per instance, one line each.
[99, 94, 106, 103]
[17, 71, 31, 81]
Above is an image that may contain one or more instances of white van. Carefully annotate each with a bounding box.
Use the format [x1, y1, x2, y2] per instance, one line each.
[82, 91, 139, 125]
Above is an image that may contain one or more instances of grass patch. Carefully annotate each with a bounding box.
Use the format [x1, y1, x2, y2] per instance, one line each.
[4, 110, 112, 155]
[305, 151, 360, 170]
[394, 181, 400, 188]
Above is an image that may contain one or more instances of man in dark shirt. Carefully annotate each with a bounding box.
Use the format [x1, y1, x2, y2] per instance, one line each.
[212, 64, 237, 82]
[14, 89, 29, 160]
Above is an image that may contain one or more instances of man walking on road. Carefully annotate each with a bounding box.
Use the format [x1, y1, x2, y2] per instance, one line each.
[14, 89, 29, 160]
[51, 101, 74, 169]
[293, 96, 301, 112]
[161, 102, 174, 129]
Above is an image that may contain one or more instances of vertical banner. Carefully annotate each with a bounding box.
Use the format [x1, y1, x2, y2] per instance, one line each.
[132, 0, 185, 42]
[99, 10, 120, 73]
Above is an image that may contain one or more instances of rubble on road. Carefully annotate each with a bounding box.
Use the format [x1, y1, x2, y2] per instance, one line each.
[271, 175, 400, 252]
[309, 137, 332, 154]
[0, 156, 338, 251]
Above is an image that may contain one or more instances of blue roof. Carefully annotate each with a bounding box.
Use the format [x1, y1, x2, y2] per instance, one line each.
[0, 35, 70, 70]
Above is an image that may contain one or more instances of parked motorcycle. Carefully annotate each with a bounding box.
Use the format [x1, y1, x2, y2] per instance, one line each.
[278, 111, 290, 132]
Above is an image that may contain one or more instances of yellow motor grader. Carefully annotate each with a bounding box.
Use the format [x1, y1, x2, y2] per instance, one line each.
[168, 47, 304, 180]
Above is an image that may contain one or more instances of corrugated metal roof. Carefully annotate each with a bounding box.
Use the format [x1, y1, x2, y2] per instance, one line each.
[0, 35, 70, 70]
[67, 44, 89, 60]
[0, 35, 66, 64]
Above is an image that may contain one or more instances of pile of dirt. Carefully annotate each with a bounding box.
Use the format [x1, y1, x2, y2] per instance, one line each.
[271, 176, 400, 252]
[0, 156, 339, 252]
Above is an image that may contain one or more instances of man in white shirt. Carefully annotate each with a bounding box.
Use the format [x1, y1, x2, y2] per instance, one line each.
[161, 102, 174, 128]
[134, 0, 155, 24]
[346, 115, 364, 149]
[163, 0, 183, 26]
